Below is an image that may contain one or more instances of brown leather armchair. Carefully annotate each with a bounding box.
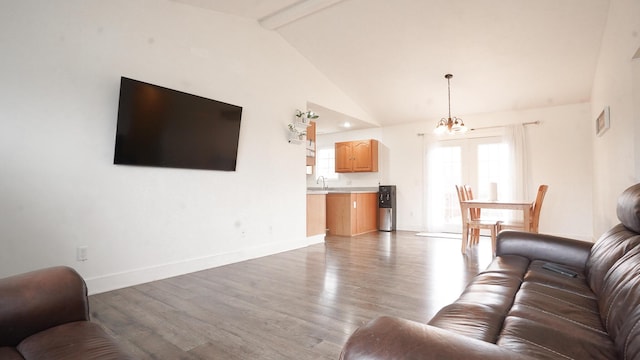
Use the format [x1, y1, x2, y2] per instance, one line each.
[0, 266, 132, 359]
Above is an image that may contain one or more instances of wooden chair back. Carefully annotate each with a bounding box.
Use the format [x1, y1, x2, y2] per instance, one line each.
[455, 184, 500, 253]
[455, 184, 467, 212]
[455, 185, 475, 226]
[530, 184, 549, 233]
[463, 185, 482, 220]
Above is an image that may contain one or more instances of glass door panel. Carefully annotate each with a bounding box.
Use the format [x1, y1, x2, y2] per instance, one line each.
[427, 143, 463, 233]
[426, 137, 508, 233]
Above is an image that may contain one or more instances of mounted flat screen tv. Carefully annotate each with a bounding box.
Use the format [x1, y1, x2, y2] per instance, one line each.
[114, 77, 242, 171]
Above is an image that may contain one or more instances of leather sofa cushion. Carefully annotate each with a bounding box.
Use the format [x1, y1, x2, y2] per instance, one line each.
[341, 315, 535, 360]
[0, 347, 24, 360]
[17, 321, 131, 360]
[517, 281, 598, 316]
[0, 267, 89, 347]
[584, 223, 640, 359]
[617, 182, 640, 233]
[497, 259, 617, 359]
[427, 302, 505, 342]
[597, 245, 640, 359]
[586, 224, 640, 297]
[524, 260, 593, 297]
[428, 255, 527, 342]
[498, 315, 616, 359]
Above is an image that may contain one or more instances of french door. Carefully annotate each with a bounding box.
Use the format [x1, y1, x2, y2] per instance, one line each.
[426, 137, 509, 233]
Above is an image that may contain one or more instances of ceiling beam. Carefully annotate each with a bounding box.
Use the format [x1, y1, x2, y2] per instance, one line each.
[259, 0, 345, 30]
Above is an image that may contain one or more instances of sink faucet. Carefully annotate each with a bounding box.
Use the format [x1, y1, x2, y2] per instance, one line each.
[316, 176, 327, 190]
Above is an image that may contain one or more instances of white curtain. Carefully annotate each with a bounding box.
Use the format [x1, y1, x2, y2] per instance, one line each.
[502, 124, 528, 201]
[423, 138, 443, 232]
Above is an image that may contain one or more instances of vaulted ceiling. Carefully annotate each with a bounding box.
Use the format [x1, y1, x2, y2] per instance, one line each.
[173, 0, 610, 132]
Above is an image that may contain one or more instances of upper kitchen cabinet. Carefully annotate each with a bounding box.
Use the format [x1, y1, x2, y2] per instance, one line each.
[306, 121, 316, 167]
[335, 139, 378, 173]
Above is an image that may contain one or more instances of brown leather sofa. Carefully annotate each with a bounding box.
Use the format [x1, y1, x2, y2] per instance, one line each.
[341, 183, 640, 360]
[0, 266, 132, 359]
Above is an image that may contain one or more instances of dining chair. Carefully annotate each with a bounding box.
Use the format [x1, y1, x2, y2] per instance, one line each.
[463, 185, 481, 245]
[499, 184, 549, 233]
[455, 185, 501, 255]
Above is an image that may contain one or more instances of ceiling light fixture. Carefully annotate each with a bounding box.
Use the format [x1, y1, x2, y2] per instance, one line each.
[434, 74, 467, 134]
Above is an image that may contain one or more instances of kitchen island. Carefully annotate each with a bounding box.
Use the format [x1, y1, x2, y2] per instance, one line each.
[307, 187, 378, 237]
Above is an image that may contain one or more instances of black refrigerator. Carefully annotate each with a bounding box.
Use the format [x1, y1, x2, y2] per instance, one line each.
[378, 185, 396, 231]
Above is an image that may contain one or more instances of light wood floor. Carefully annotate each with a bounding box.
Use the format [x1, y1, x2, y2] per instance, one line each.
[90, 231, 493, 359]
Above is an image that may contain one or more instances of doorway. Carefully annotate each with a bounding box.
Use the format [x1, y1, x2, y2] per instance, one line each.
[425, 136, 509, 233]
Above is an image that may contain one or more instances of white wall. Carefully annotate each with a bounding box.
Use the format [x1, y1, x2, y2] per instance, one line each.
[590, 0, 640, 237]
[316, 103, 594, 240]
[0, 0, 370, 293]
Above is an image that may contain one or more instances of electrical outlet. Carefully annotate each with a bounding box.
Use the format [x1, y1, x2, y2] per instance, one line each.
[77, 246, 88, 262]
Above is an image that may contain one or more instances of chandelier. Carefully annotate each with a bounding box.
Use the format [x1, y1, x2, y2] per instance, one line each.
[434, 74, 467, 134]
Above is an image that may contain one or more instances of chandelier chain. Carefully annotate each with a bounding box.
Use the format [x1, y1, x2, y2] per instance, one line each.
[434, 73, 467, 134]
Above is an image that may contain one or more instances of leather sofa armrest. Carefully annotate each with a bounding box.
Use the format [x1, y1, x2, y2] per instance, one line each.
[340, 316, 534, 360]
[496, 230, 593, 269]
[0, 266, 90, 347]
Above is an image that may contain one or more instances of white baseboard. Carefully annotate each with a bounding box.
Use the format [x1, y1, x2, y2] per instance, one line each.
[306, 233, 325, 246]
[85, 238, 321, 295]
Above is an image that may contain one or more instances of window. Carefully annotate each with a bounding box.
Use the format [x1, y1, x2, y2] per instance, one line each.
[315, 148, 338, 180]
[476, 142, 509, 219]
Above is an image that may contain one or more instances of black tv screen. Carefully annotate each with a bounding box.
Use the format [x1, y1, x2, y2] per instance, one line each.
[114, 77, 242, 171]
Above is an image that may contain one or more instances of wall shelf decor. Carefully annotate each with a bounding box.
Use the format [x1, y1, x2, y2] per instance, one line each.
[287, 122, 307, 143]
[287, 109, 318, 143]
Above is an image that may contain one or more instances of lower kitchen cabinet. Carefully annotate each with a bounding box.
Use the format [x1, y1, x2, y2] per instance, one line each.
[326, 192, 378, 236]
[306, 193, 326, 237]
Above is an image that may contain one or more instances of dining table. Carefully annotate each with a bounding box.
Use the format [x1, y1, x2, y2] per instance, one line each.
[460, 199, 534, 254]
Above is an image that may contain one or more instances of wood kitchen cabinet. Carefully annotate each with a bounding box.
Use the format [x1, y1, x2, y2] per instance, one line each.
[335, 139, 378, 172]
[306, 121, 316, 167]
[306, 193, 326, 237]
[326, 192, 378, 236]
[355, 192, 378, 234]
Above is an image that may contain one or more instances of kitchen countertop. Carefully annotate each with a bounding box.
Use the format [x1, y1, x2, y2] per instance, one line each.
[307, 187, 378, 194]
